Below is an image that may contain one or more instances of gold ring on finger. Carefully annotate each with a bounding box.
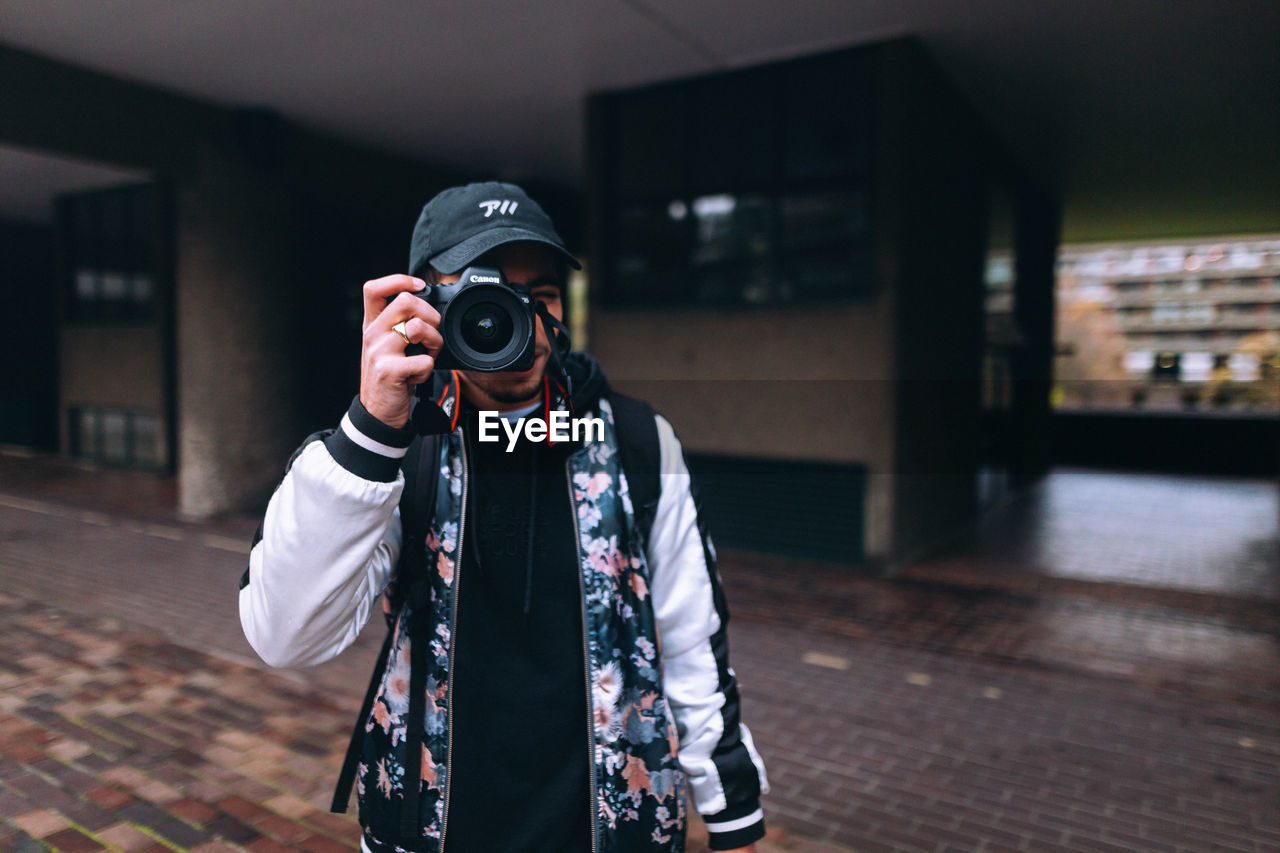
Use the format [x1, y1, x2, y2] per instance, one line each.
[392, 321, 410, 344]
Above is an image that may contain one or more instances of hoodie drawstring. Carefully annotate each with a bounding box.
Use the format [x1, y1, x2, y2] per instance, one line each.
[522, 445, 538, 616]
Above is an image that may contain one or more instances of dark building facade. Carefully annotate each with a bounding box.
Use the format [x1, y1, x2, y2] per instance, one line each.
[587, 40, 1057, 562]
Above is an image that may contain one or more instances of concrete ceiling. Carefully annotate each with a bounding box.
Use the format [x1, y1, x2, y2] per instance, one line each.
[2, 0, 1278, 238]
[0, 145, 147, 223]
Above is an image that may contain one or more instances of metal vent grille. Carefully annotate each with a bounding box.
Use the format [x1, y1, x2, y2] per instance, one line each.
[685, 454, 866, 564]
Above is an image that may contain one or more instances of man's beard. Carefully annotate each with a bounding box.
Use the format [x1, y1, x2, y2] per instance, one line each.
[462, 370, 544, 405]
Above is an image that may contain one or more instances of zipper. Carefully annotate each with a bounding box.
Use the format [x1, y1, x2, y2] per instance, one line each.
[439, 428, 469, 853]
[566, 457, 600, 853]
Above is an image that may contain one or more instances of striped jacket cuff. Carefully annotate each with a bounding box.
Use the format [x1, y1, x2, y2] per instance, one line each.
[703, 802, 765, 850]
[322, 397, 415, 483]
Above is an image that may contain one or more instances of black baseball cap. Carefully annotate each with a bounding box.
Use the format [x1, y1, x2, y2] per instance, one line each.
[408, 181, 581, 277]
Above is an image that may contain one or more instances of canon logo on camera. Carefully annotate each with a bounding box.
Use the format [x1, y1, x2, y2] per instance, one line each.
[469, 274, 502, 283]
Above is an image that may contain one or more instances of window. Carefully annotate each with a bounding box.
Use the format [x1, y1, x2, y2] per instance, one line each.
[69, 407, 163, 469]
[60, 184, 164, 323]
[1153, 353, 1181, 380]
[601, 45, 877, 307]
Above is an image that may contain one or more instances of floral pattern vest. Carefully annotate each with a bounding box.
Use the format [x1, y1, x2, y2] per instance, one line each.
[355, 398, 688, 852]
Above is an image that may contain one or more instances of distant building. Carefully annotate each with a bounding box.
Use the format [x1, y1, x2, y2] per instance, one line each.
[1056, 238, 1280, 412]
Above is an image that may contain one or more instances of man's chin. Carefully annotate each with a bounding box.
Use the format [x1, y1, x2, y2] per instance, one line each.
[461, 369, 545, 406]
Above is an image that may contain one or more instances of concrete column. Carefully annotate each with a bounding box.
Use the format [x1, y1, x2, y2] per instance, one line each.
[175, 146, 309, 518]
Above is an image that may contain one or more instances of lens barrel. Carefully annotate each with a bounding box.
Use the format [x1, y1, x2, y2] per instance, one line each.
[439, 281, 534, 371]
[397, 266, 537, 372]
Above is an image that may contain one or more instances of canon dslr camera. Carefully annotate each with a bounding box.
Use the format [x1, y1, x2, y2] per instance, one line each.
[403, 265, 536, 372]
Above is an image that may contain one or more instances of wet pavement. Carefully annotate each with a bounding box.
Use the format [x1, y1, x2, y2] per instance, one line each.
[927, 469, 1280, 600]
[1, 448, 1278, 852]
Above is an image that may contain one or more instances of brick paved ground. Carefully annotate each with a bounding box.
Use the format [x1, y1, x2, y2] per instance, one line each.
[1, 449, 1278, 852]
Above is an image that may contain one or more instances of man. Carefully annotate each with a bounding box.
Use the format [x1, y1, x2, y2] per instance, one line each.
[239, 182, 767, 852]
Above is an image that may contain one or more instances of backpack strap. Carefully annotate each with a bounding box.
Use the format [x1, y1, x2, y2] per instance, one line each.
[331, 432, 441, 817]
[379, 432, 441, 625]
[609, 392, 661, 551]
[329, 614, 395, 814]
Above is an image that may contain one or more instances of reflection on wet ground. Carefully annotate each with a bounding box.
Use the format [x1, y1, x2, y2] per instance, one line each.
[958, 467, 1279, 598]
[731, 558, 1279, 712]
[728, 466, 1280, 712]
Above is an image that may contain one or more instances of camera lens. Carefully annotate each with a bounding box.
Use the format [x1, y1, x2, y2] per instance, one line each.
[459, 302, 513, 354]
[441, 278, 534, 371]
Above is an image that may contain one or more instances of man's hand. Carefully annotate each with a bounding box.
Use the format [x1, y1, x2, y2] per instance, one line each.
[359, 275, 444, 428]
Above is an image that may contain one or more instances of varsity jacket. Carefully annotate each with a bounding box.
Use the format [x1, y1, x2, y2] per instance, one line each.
[239, 354, 769, 851]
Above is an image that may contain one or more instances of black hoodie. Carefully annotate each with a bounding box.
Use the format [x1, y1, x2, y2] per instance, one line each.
[436, 352, 608, 852]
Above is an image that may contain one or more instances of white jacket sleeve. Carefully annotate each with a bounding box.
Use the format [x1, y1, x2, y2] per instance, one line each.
[646, 414, 769, 849]
[238, 401, 414, 668]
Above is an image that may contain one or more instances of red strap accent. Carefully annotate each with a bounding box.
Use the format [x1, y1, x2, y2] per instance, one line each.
[441, 371, 461, 432]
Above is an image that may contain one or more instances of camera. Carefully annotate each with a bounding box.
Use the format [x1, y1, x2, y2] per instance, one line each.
[403, 265, 536, 372]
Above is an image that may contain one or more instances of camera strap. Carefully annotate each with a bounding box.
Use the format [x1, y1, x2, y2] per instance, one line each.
[535, 302, 574, 408]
